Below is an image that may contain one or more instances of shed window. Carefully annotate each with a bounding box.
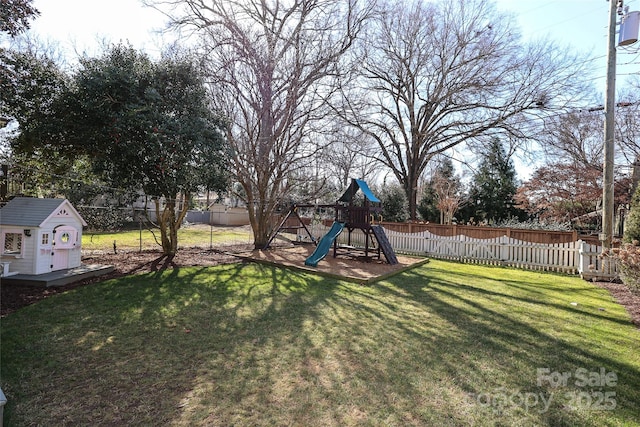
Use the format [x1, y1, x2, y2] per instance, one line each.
[42, 233, 50, 245]
[3, 233, 23, 255]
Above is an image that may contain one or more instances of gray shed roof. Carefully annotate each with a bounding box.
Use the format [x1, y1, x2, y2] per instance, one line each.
[0, 197, 86, 227]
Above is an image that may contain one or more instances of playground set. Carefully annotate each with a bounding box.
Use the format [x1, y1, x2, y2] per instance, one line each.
[266, 179, 398, 268]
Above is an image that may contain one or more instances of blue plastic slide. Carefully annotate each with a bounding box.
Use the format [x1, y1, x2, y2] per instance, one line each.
[304, 221, 345, 267]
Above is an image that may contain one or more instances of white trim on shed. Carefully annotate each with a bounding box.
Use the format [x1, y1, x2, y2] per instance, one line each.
[0, 198, 86, 276]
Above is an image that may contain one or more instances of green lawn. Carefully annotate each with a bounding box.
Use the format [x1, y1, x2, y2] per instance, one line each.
[82, 225, 253, 252]
[1, 260, 639, 426]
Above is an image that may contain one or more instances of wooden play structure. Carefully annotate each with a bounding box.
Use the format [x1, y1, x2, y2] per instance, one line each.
[265, 204, 318, 247]
[266, 179, 398, 267]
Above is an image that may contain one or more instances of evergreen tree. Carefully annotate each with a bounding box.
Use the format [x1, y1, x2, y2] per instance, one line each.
[624, 184, 640, 243]
[0, 0, 39, 37]
[0, 46, 99, 199]
[417, 185, 439, 222]
[14, 44, 230, 255]
[379, 184, 408, 223]
[467, 138, 526, 224]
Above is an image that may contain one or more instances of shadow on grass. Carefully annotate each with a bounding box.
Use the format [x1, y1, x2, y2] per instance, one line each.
[379, 265, 640, 426]
[1, 262, 345, 425]
[1, 260, 639, 426]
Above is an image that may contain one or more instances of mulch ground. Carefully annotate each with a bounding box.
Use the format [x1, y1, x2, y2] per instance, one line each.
[591, 281, 640, 328]
[243, 245, 427, 283]
[2, 247, 639, 328]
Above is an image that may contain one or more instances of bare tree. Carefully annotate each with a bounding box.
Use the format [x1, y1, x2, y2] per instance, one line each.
[149, 0, 372, 248]
[537, 80, 639, 176]
[339, 0, 591, 219]
[513, 88, 639, 227]
[318, 125, 379, 190]
[615, 80, 640, 189]
[539, 110, 606, 172]
[432, 171, 464, 225]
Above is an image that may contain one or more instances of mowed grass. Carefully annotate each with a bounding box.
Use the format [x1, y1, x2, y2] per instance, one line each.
[1, 260, 639, 426]
[82, 224, 253, 251]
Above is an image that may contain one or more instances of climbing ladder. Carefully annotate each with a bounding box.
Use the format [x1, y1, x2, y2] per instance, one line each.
[371, 225, 398, 265]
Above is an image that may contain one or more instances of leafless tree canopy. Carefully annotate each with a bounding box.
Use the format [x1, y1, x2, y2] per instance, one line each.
[538, 81, 640, 191]
[431, 167, 464, 225]
[540, 111, 605, 171]
[338, 0, 592, 219]
[143, 0, 603, 235]
[317, 125, 380, 190]
[616, 81, 640, 178]
[149, 0, 373, 247]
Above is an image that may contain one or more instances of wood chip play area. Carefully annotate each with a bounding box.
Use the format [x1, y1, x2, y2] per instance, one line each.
[242, 245, 428, 284]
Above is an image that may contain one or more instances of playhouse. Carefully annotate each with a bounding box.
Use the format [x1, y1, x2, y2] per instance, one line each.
[0, 197, 87, 277]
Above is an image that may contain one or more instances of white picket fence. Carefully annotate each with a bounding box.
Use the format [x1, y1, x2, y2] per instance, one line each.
[306, 223, 617, 280]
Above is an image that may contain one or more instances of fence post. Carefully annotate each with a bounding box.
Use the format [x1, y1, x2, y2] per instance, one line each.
[500, 235, 509, 261]
[577, 240, 591, 278]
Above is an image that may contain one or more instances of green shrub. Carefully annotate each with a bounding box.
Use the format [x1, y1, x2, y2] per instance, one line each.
[624, 185, 640, 243]
[379, 185, 408, 222]
[77, 206, 131, 231]
[615, 243, 640, 293]
[494, 217, 572, 231]
[619, 185, 640, 291]
[417, 186, 439, 222]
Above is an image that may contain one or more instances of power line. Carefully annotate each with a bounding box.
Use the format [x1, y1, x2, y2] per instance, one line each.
[516, 1, 558, 16]
[531, 5, 606, 37]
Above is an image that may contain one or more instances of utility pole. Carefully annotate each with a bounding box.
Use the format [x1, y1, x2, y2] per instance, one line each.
[601, 0, 618, 256]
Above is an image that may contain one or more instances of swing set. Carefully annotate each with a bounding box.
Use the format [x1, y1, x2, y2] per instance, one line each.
[265, 179, 398, 267]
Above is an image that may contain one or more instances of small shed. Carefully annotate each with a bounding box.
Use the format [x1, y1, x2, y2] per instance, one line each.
[0, 197, 87, 276]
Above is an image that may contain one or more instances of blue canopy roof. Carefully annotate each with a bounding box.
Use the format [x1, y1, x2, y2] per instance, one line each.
[338, 179, 381, 203]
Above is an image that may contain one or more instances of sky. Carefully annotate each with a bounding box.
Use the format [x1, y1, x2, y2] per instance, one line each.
[26, 0, 169, 58]
[13, 0, 640, 179]
[494, 0, 640, 97]
[491, 0, 640, 177]
[22, 0, 640, 92]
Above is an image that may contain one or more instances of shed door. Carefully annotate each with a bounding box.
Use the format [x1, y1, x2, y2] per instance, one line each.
[51, 226, 78, 271]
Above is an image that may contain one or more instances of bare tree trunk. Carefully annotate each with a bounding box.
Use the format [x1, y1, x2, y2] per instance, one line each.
[156, 0, 372, 250]
[154, 194, 189, 256]
[408, 184, 418, 221]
